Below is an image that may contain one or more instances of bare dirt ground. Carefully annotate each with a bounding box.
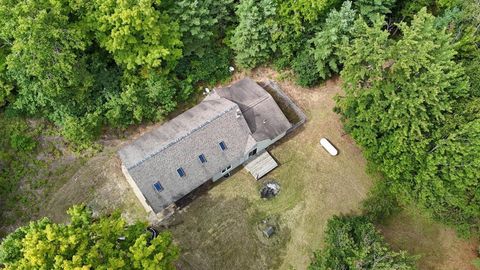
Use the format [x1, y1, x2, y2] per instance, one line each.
[6, 67, 477, 269]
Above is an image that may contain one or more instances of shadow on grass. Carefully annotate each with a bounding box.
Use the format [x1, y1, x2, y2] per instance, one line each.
[164, 194, 291, 270]
[377, 207, 479, 270]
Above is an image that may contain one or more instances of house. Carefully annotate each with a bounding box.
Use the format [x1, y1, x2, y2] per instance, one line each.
[118, 78, 292, 215]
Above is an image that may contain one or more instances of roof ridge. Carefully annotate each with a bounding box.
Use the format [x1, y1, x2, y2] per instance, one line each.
[241, 94, 271, 113]
[127, 101, 238, 170]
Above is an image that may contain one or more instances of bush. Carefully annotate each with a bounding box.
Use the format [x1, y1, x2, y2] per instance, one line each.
[362, 180, 401, 223]
[309, 215, 416, 269]
[0, 116, 42, 219]
[292, 49, 320, 87]
[62, 113, 102, 151]
[175, 45, 232, 86]
[9, 132, 36, 152]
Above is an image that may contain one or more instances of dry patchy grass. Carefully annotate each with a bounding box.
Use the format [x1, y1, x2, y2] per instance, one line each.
[4, 67, 477, 270]
[40, 147, 148, 224]
[166, 68, 372, 270]
[378, 206, 479, 270]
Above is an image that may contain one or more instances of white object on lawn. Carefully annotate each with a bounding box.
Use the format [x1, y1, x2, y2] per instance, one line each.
[320, 138, 338, 156]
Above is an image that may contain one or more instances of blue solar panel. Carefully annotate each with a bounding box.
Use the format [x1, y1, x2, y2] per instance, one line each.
[219, 141, 227, 151]
[153, 182, 163, 192]
[177, 167, 186, 177]
[199, 154, 207, 163]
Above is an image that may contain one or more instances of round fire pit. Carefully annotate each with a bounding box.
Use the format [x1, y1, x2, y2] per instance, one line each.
[260, 180, 280, 199]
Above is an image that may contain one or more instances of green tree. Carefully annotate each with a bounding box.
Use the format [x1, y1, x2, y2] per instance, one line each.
[292, 1, 356, 87]
[277, 0, 341, 33]
[170, 0, 234, 86]
[394, 0, 434, 20]
[231, 0, 277, 69]
[308, 216, 416, 269]
[362, 180, 401, 223]
[311, 1, 357, 81]
[292, 47, 319, 87]
[416, 117, 480, 233]
[338, 9, 478, 233]
[103, 72, 177, 128]
[0, 0, 184, 148]
[0, 0, 93, 119]
[271, 0, 342, 68]
[0, 46, 12, 108]
[0, 205, 179, 269]
[172, 0, 234, 57]
[90, 0, 182, 71]
[439, 0, 480, 96]
[354, 0, 397, 21]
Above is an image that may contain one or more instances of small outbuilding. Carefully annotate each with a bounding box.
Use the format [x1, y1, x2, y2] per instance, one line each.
[263, 226, 275, 238]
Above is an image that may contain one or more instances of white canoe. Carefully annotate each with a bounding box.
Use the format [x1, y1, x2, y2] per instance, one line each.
[320, 138, 338, 156]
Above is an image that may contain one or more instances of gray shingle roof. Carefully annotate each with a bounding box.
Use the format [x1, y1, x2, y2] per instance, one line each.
[118, 78, 292, 213]
[119, 98, 241, 169]
[216, 78, 292, 141]
[119, 98, 253, 212]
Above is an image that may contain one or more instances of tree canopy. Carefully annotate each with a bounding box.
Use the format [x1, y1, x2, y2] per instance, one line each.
[0, 205, 179, 269]
[231, 0, 277, 69]
[337, 9, 479, 234]
[308, 216, 416, 269]
[0, 0, 238, 149]
[91, 0, 182, 71]
[311, 1, 356, 80]
[0, 0, 478, 250]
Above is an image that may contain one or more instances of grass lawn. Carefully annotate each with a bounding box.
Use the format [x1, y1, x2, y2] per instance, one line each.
[2, 67, 477, 270]
[378, 206, 479, 270]
[165, 68, 373, 269]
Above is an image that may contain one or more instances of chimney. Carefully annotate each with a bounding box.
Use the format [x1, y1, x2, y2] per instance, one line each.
[236, 109, 242, 118]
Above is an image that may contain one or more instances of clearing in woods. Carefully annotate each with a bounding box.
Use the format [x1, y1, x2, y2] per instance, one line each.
[8, 67, 477, 270]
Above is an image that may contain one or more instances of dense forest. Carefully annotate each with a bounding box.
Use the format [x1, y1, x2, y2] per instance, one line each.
[0, 0, 478, 268]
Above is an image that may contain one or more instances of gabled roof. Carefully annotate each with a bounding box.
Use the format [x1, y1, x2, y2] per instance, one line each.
[215, 78, 292, 141]
[118, 78, 292, 213]
[119, 98, 242, 170]
[119, 98, 253, 212]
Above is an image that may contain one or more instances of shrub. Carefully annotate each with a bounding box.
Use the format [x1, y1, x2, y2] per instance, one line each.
[309, 215, 416, 269]
[362, 180, 401, 223]
[62, 113, 102, 151]
[9, 132, 36, 152]
[292, 49, 320, 87]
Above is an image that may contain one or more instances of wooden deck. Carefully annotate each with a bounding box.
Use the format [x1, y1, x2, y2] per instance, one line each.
[244, 151, 278, 180]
